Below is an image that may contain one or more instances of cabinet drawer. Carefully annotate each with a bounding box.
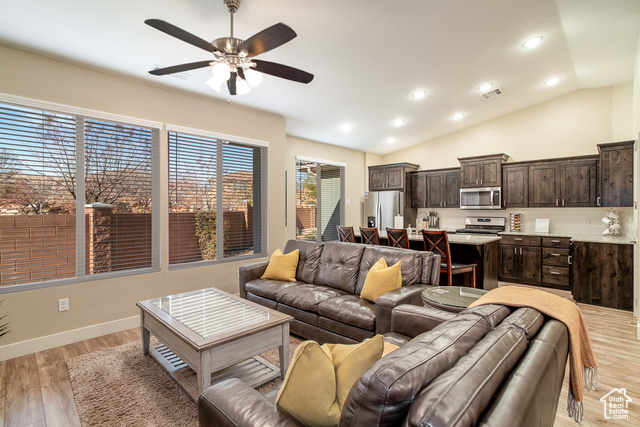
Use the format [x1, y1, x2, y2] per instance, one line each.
[500, 235, 541, 246]
[542, 237, 571, 248]
[541, 248, 570, 267]
[542, 266, 570, 286]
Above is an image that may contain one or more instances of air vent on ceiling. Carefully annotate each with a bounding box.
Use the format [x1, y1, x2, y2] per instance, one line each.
[153, 65, 191, 80]
[480, 87, 502, 100]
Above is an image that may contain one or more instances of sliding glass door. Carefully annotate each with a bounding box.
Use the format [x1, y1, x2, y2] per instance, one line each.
[295, 159, 344, 241]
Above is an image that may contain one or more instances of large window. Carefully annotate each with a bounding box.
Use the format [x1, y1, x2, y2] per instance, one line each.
[295, 158, 344, 241]
[168, 128, 267, 266]
[0, 101, 159, 290]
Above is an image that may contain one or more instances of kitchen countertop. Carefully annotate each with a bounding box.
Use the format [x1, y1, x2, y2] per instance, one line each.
[377, 230, 502, 246]
[499, 230, 634, 245]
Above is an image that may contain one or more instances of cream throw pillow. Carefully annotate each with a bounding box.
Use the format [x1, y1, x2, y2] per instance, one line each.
[261, 248, 299, 282]
[360, 258, 402, 302]
[275, 335, 384, 426]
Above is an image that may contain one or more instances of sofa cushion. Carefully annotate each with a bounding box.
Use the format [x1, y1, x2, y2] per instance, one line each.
[278, 303, 320, 326]
[314, 242, 366, 293]
[262, 248, 299, 282]
[245, 279, 298, 300]
[317, 295, 376, 330]
[318, 317, 374, 342]
[359, 258, 402, 303]
[420, 251, 440, 285]
[276, 283, 348, 312]
[356, 246, 423, 294]
[340, 309, 509, 426]
[406, 315, 529, 427]
[284, 240, 324, 284]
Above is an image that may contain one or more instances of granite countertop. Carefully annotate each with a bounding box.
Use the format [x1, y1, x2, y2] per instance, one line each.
[498, 230, 634, 245]
[377, 230, 502, 246]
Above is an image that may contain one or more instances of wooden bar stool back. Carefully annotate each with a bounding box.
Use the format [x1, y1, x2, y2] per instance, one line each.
[386, 228, 410, 249]
[337, 226, 356, 243]
[359, 227, 381, 245]
[421, 229, 477, 287]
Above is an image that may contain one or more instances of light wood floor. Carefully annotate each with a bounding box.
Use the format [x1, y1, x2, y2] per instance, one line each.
[0, 296, 638, 426]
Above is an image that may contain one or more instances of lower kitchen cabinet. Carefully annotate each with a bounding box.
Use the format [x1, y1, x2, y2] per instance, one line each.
[541, 237, 571, 290]
[499, 235, 541, 284]
[572, 241, 633, 311]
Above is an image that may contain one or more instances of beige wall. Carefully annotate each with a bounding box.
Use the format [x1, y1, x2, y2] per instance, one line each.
[0, 44, 286, 358]
[284, 136, 369, 240]
[383, 86, 634, 169]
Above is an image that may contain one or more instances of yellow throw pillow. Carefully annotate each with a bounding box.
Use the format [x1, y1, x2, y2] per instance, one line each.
[360, 258, 402, 302]
[323, 334, 385, 410]
[261, 248, 299, 282]
[275, 336, 385, 425]
[275, 341, 341, 427]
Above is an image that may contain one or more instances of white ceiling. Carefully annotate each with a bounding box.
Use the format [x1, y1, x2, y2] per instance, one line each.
[0, 0, 639, 155]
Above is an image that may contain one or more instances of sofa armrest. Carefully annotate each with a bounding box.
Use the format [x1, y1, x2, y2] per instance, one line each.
[390, 304, 457, 338]
[374, 284, 430, 334]
[239, 260, 269, 299]
[199, 378, 303, 427]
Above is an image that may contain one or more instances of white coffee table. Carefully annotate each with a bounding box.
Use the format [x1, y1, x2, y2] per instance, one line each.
[137, 287, 293, 400]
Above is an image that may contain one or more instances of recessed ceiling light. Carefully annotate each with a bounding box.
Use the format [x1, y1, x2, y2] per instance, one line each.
[387, 137, 397, 144]
[392, 118, 406, 127]
[340, 123, 353, 132]
[544, 77, 560, 86]
[523, 36, 543, 49]
[478, 83, 493, 92]
[451, 113, 465, 121]
[412, 90, 427, 99]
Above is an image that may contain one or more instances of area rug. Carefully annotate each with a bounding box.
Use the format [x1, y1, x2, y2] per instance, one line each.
[67, 337, 301, 427]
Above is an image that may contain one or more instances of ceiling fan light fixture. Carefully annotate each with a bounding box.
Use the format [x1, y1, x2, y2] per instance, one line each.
[236, 77, 251, 95]
[244, 68, 262, 88]
[206, 75, 224, 92]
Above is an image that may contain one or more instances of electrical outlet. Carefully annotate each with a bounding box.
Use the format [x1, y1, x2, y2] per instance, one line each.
[583, 218, 590, 226]
[58, 298, 69, 312]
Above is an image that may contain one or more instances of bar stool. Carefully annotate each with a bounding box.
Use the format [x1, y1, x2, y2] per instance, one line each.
[386, 228, 410, 249]
[337, 226, 356, 243]
[421, 229, 476, 287]
[359, 227, 381, 245]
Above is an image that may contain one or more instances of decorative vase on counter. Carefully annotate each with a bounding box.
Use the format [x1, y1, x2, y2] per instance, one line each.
[602, 209, 621, 236]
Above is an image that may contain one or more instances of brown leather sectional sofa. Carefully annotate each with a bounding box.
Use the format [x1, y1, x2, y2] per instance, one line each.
[199, 303, 569, 426]
[239, 239, 441, 343]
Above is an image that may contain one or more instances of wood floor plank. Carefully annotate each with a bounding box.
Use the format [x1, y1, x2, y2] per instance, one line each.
[102, 331, 130, 348]
[36, 348, 81, 427]
[4, 354, 45, 427]
[122, 327, 141, 343]
[59, 342, 87, 363]
[81, 336, 110, 353]
[0, 360, 6, 427]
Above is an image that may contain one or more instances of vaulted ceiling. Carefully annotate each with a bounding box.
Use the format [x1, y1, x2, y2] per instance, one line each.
[1, 0, 639, 154]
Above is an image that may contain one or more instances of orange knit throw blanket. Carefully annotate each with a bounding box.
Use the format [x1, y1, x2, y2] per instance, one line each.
[468, 286, 598, 425]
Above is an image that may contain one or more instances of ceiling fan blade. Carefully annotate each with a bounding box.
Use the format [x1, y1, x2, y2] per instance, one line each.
[238, 23, 297, 57]
[253, 60, 314, 84]
[228, 72, 237, 95]
[236, 67, 246, 81]
[149, 60, 213, 76]
[145, 19, 221, 54]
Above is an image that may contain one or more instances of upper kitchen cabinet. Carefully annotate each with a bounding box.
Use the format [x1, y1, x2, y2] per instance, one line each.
[458, 154, 508, 188]
[528, 157, 598, 207]
[369, 163, 419, 191]
[598, 140, 634, 207]
[410, 171, 427, 208]
[426, 168, 460, 208]
[502, 164, 529, 208]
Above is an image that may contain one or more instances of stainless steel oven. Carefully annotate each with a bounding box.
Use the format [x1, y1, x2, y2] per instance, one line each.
[459, 186, 502, 210]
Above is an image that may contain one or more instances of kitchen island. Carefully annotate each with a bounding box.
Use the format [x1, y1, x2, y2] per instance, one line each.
[358, 230, 501, 290]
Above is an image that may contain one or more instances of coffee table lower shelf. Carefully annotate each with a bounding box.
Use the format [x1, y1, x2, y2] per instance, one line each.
[148, 344, 281, 401]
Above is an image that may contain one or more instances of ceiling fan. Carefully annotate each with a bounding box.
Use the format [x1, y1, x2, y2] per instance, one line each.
[145, 0, 314, 95]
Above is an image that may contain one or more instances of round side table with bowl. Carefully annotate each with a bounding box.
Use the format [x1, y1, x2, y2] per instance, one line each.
[421, 286, 488, 312]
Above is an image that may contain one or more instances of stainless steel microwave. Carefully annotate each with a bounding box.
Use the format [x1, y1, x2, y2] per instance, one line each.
[460, 187, 502, 210]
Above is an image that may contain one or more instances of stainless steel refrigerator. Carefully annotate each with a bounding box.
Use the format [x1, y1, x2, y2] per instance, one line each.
[364, 191, 404, 232]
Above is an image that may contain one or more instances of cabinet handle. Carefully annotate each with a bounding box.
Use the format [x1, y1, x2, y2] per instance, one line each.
[550, 271, 560, 275]
[551, 240, 560, 243]
[597, 197, 601, 206]
[550, 253, 560, 257]
[514, 248, 517, 255]
[520, 248, 523, 255]
[556, 199, 559, 207]
[568, 255, 572, 265]
[480, 178, 483, 185]
[514, 238, 523, 241]
[562, 199, 565, 207]
[444, 201, 447, 207]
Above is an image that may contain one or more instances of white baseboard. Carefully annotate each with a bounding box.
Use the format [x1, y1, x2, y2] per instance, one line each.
[0, 315, 140, 361]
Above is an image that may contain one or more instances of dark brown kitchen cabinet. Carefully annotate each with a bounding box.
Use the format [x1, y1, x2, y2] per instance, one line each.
[499, 235, 541, 284]
[369, 163, 419, 191]
[572, 241, 633, 311]
[528, 157, 598, 207]
[458, 154, 508, 188]
[502, 165, 529, 208]
[541, 237, 571, 290]
[598, 140, 634, 207]
[426, 169, 460, 208]
[410, 171, 427, 208]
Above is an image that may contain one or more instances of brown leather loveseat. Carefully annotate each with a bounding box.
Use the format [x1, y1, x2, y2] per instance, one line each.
[198, 303, 569, 426]
[239, 239, 441, 343]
